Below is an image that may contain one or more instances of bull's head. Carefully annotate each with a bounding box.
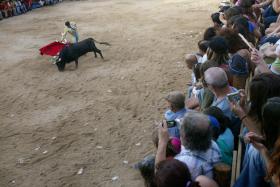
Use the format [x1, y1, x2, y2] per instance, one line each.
[55, 58, 65, 72]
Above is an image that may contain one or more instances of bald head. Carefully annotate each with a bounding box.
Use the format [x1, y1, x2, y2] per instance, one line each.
[180, 112, 212, 151]
[204, 67, 228, 88]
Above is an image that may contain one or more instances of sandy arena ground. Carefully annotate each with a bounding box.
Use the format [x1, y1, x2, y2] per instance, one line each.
[0, 0, 218, 186]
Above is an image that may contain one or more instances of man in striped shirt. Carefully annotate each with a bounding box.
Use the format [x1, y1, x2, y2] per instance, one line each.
[156, 112, 221, 180]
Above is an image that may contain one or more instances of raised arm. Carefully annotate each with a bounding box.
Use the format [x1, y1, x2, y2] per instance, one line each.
[155, 121, 169, 168]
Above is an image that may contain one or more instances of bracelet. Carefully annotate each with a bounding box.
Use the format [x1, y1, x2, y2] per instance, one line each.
[240, 115, 247, 121]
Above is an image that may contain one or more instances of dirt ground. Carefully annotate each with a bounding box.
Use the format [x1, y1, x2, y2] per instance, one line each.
[0, 0, 218, 186]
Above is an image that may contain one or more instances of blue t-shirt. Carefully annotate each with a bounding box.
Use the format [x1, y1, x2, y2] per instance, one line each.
[248, 21, 256, 33]
[211, 87, 238, 120]
[216, 128, 234, 165]
[234, 144, 270, 187]
[164, 108, 187, 138]
[211, 87, 241, 146]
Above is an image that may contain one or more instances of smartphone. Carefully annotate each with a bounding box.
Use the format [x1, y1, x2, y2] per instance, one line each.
[227, 91, 241, 103]
[166, 120, 177, 128]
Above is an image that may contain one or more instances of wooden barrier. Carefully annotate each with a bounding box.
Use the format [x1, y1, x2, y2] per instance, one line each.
[230, 151, 238, 187]
[214, 163, 231, 187]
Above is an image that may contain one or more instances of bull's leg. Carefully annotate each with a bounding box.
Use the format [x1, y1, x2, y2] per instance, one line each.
[75, 59, 79, 69]
[96, 49, 104, 59]
[93, 51, 97, 58]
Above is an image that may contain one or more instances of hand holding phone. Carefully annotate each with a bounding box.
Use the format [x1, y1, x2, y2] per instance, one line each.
[227, 90, 241, 103]
[158, 120, 169, 144]
[166, 120, 177, 128]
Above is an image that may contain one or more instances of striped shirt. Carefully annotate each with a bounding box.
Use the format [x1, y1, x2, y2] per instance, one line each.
[175, 140, 221, 180]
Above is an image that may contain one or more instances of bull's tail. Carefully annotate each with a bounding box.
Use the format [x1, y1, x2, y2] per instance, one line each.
[93, 39, 111, 46]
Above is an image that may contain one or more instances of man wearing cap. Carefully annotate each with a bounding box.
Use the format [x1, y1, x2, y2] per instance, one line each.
[164, 91, 187, 139]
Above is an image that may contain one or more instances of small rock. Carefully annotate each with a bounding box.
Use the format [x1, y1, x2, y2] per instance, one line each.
[77, 168, 84, 175]
[135, 142, 141, 146]
[42, 150, 48, 154]
[10, 114, 15, 118]
[11, 180, 15, 184]
[112, 176, 119, 181]
[123, 160, 128, 164]
[84, 123, 89, 126]
[107, 89, 112, 93]
[18, 158, 25, 164]
[34, 147, 40, 151]
[96, 146, 103, 149]
[51, 136, 56, 140]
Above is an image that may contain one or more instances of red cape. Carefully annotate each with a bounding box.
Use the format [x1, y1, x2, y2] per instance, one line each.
[39, 41, 66, 56]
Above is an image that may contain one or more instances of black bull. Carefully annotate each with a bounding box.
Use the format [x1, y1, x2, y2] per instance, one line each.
[56, 38, 110, 71]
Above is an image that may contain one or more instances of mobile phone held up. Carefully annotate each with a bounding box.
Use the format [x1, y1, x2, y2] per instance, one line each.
[166, 120, 177, 128]
[227, 90, 241, 103]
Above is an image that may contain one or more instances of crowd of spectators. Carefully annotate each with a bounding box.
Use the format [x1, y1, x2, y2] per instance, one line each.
[135, 0, 280, 187]
[0, 0, 61, 20]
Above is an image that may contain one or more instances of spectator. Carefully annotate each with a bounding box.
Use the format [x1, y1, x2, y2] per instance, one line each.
[220, 6, 242, 26]
[164, 91, 187, 138]
[204, 67, 241, 145]
[204, 67, 237, 120]
[234, 97, 280, 187]
[205, 36, 232, 84]
[219, 27, 251, 89]
[136, 136, 181, 187]
[155, 112, 221, 180]
[231, 15, 257, 45]
[239, 0, 257, 23]
[155, 159, 219, 187]
[152, 130, 182, 158]
[250, 48, 272, 75]
[204, 106, 234, 165]
[230, 73, 280, 136]
[155, 159, 201, 187]
[263, 0, 280, 29]
[203, 27, 217, 41]
[211, 12, 223, 29]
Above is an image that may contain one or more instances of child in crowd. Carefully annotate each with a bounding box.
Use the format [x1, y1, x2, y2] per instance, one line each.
[164, 91, 187, 138]
[204, 106, 234, 165]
